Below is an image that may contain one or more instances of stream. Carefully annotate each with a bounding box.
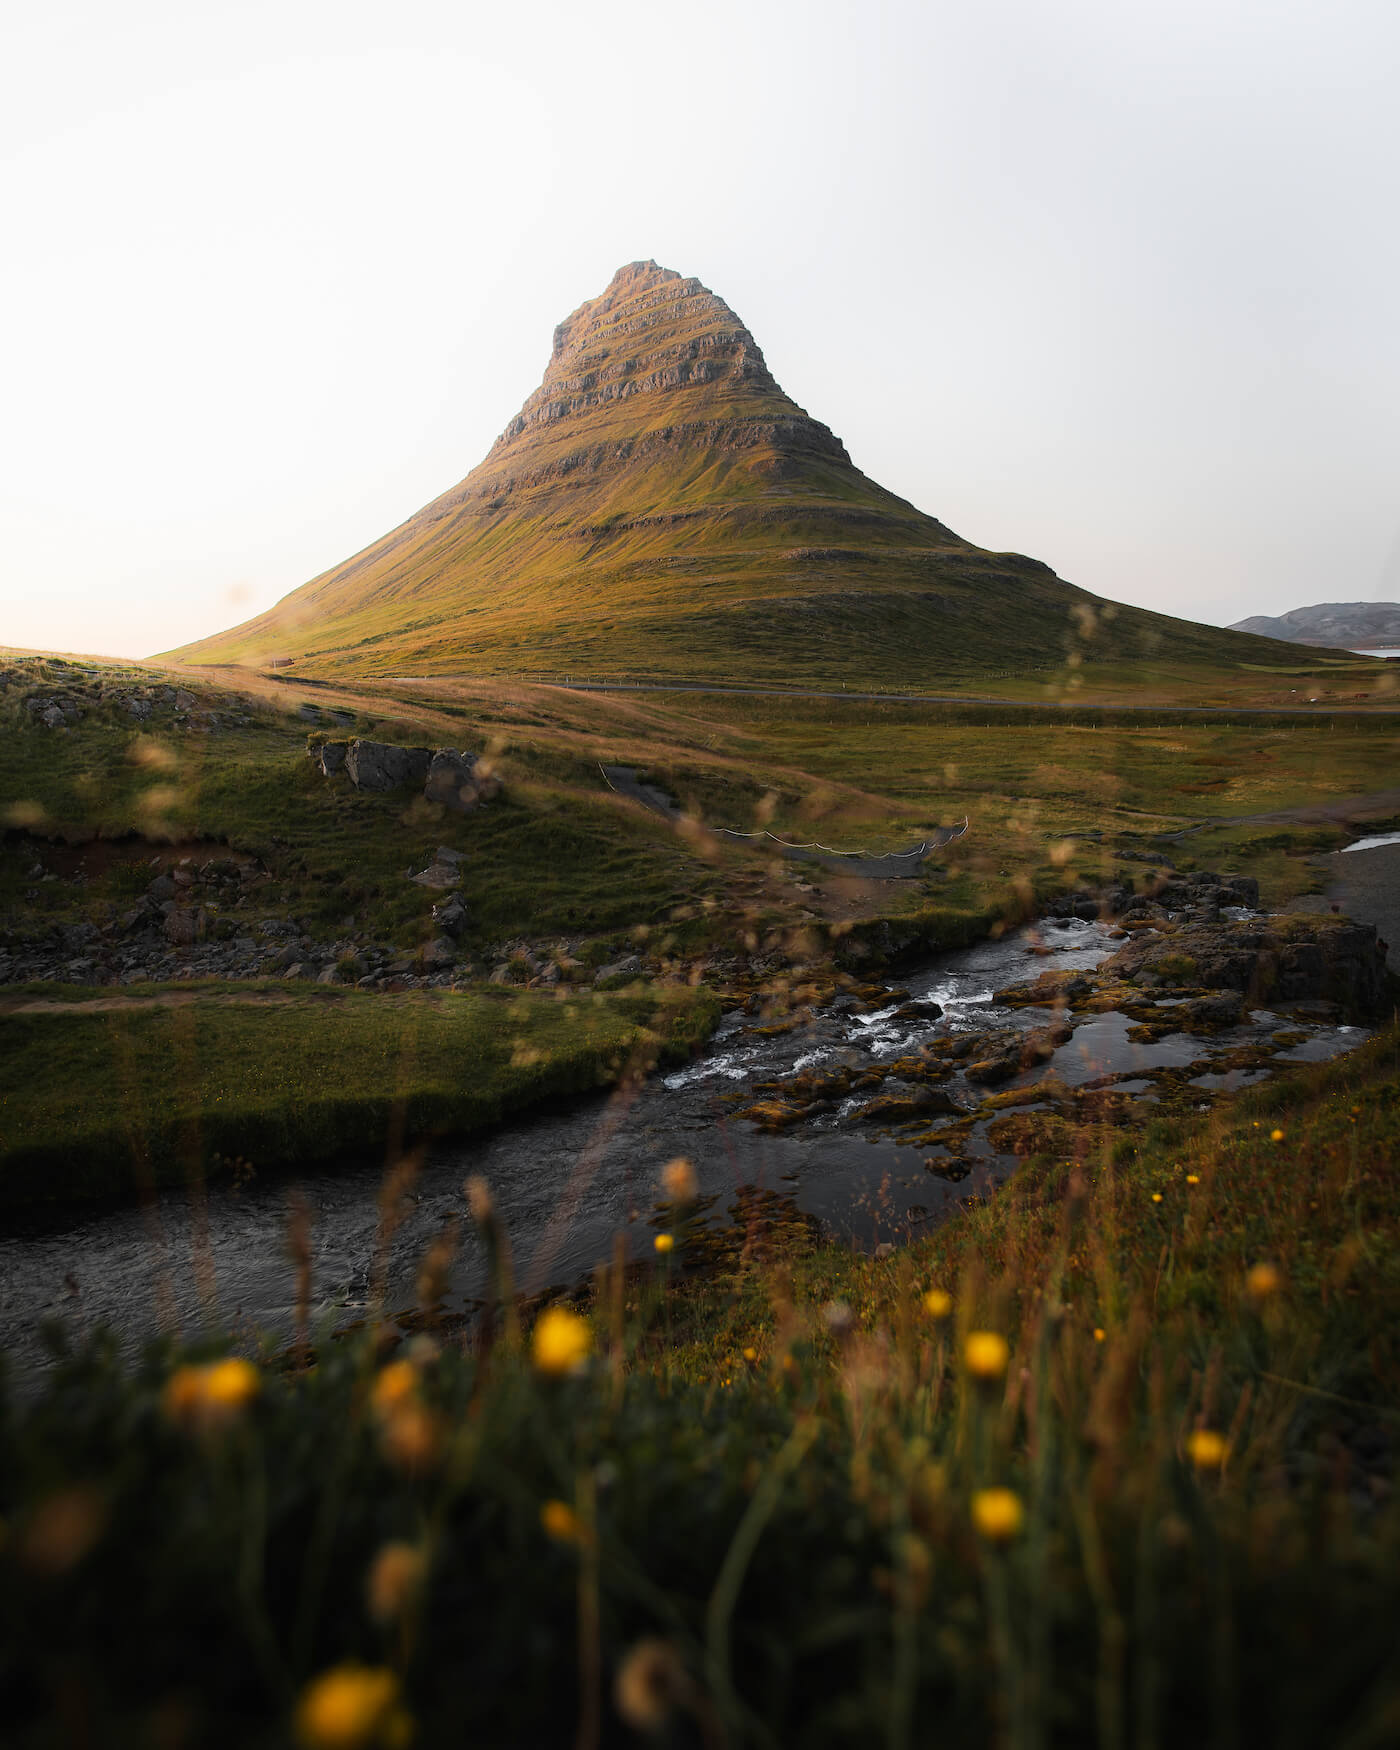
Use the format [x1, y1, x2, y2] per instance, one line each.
[0, 917, 1368, 1386]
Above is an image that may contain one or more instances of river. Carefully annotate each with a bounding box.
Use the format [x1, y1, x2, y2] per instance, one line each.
[0, 917, 1368, 1386]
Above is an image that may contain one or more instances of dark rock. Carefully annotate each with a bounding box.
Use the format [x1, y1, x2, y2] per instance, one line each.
[317, 741, 348, 775]
[995, 970, 1093, 1007]
[411, 858, 461, 889]
[163, 908, 205, 947]
[852, 1086, 960, 1122]
[595, 954, 644, 986]
[424, 749, 481, 813]
[1101, 914, 1390, 1018]
[344, 740, 433, 791]
[432, 897, 469, 937]
[146, 874, 176, 902]
[1174, 991, 1246, 1030]
[421, 936, 458, 972]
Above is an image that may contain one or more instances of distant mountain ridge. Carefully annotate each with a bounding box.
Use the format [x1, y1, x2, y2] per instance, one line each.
[1229, 603, 1400, 648]
[167, 260, 1308, 685]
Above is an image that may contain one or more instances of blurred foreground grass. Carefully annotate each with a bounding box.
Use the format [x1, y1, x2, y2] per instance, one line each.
[2, 1023, 1398, 1746]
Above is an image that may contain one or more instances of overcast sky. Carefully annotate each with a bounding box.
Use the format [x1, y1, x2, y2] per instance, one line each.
[2, 0, 1397, 659]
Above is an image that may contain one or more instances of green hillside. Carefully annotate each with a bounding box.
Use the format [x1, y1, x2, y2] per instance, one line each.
[164, 262, 1305, 688]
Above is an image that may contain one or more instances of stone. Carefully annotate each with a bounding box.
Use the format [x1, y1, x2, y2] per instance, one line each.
[317, 741, 347, 775]
[344, 740, 433, 791]
[852, 1086, 960, 1122]
[432, 897, 469, 937]
[424, 750, 481, 813]
[163, 908, 205, 947]
[421, 936, 457, 971]
[411, 860, 461, 889]
[146, 874, 176, 901]
[595, 953, 644, 986]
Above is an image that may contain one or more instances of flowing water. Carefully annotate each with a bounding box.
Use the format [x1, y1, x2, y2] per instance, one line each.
[0, 918, 1367, 1386]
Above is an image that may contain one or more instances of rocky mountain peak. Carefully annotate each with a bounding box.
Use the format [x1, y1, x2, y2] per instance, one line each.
[487, 260, 811, 467]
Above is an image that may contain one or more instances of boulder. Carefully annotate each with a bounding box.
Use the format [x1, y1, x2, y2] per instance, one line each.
[317, 741, 347, 775]
[851, 1085, 960, 1122]
[595, 953, 644, 987]
[424, 750, 480, 813]
[411, 859, 461, 889]
[431, 896, 469, 937]
[163, 908, 205, 947]
[344, 740, 433, 792]
[421, 936, 458, 972]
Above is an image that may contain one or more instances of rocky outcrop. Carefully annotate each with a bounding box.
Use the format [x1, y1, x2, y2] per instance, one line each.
[1100, 914, 1390, 1017]
[343, 740, 433, 792]
[311, 739, 498, 812]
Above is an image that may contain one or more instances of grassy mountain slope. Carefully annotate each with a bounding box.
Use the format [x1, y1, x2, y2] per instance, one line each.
[165, 262, 1307, 688]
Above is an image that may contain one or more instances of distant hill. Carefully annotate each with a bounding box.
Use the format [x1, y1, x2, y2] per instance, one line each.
[1229, 603, 1400, 649]
[167, 261, 1309, 686]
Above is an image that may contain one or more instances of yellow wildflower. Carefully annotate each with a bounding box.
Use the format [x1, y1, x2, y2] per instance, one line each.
[18, 1487, 105, 1575]
[922, 1288, 953, 1320]
[653, 1232, 675, 1255]
[1151, 1192, 1163, 1203]
[1186, 1174, 1200, 1185]
[378, 1401, 441, 1476]
[203, 1357, 260, 1411]
[295, 1664, 409, 1749]
[1187, 1428, 1229, 1470]
[163, 1358, 260, 1433]
[1093, 1328, 1106, 1343]
[532, 1307, 592, 1377]
[369, 1361, 418, 1418]
[742, 1346, 758, 1362]
[614, 1638, 691, 1732]
[971, 1487, 1024, 1542]
[1270, 1128, 1286, 1143]
[366, 1542, 426, 1624]
[540, 1499, 583, 1543]
[1246, 1262, 1282, 1301]
[660, 1157, 697, 1202]
[963, 1331, 1010, 1380]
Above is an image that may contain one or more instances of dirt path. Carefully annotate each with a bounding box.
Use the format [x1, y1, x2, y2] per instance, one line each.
[565, 681, 1400, 718]
[1161, 788, 1400, 841]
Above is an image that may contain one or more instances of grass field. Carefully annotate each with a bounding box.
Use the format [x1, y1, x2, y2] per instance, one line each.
[6, 657, 1400, 980]
[0, 980, 717, 1209]
[2, 1016, 1397, 1746]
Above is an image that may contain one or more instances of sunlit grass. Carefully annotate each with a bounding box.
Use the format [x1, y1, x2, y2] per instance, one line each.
[2, 1022, 1398, 1744]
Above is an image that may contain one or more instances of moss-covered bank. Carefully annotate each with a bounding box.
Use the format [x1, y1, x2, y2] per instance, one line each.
[0, 981, 719, 1210]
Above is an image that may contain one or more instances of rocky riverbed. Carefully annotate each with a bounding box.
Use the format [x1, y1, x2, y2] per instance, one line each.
[0, 870, 1389, 1386]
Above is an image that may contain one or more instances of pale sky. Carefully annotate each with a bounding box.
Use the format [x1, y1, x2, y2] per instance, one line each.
[2, 0, 1397, 659]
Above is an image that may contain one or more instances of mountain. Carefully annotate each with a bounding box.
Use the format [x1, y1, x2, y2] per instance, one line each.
[167, 261, 1304, 686]
[1228, 603, 1400, 650]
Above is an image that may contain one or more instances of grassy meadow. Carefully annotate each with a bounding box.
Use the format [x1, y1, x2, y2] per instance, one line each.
[3, 654, 1400, 1743]
[0, 981, 717, 1210]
